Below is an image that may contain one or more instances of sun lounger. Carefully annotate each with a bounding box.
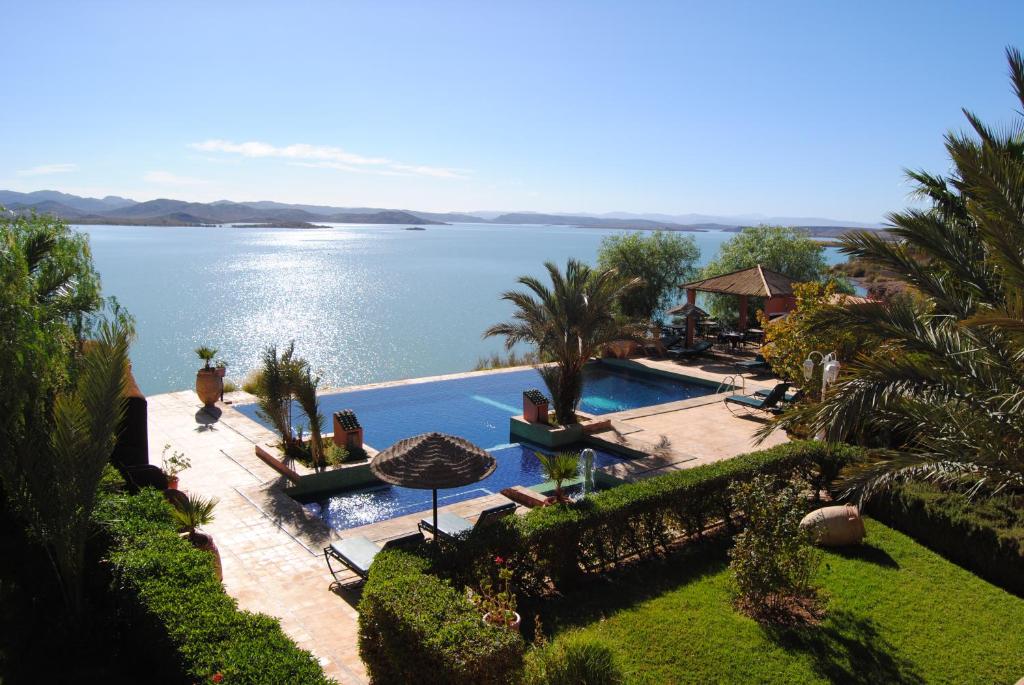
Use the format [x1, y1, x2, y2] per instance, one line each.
[418, 502, 516, 541]
[665, 340, 713, 361]
[735, 354, 771, 374]
[323, 531, 423, 583]
[724, 382, 790, 415]
[754, 386, 801, 403]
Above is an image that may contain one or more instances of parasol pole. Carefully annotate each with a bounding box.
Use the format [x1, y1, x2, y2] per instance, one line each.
[433, 489, 438, 538]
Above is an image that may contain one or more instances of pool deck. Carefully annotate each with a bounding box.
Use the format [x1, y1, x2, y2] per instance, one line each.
[145, 356, 787, 684]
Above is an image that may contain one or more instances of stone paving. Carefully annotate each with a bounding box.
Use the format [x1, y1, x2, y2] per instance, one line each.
[146, 357, 788, 684]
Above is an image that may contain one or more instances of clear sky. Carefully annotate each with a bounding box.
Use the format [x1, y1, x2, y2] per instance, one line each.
[2, 1, 1022, 223]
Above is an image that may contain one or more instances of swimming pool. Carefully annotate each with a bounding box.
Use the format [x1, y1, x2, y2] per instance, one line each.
[236, 362, 712, 451]
[307, 443, 625, 530]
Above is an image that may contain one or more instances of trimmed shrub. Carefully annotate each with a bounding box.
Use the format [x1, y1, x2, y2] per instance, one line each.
[94, 487, 332, 684]
[866, 482, 1024, 596]
[358, 548, 524, 685]
[513, 441, 829, 584]
[522, 633, 623, 685]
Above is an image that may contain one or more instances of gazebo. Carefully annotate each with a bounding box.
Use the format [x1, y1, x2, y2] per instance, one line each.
[676, 265, 798, 347]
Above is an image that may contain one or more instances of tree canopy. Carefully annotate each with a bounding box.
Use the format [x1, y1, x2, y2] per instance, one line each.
[701, 225, 838, 324]
[596, 231, 700, 321]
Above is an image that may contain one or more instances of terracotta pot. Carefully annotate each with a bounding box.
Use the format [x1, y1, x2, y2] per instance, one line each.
[214, 366, 227, 378]
[185, 531, 223, 581]
[483, 611, 521, 632]
[799, 505, 866, 547]
[166, 475, 179, 490]
[195, 368, 222, 406]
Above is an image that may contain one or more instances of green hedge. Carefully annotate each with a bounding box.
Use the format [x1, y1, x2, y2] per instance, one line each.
[510, 440, 856, 585]
[358, 548, 524, 684]
[94, 485, 334, 684]
[866, 481, 1024, 596]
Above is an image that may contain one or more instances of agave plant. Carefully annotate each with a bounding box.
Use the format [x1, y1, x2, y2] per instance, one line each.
[170, 493, 219, 541]
[485, 260, 642, 424]
[535, 451, 580, 503]
[764, 47, 1024, 501]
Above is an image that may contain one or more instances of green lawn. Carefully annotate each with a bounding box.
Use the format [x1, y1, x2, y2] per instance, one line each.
[536, 519, 1024, 684]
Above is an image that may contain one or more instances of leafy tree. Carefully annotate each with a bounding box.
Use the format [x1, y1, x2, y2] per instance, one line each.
[596, 231, 700, 321]
[0, 211, 132, 616]
[728, 475, 820, 620]
[485, 260, 642, 424]
[701, 225, 838, 325]
[767, 47, 1024, 500]
[759, 281, 876, 397]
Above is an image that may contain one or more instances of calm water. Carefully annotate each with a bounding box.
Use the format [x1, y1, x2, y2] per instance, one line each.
[235, 362, 714, 451]
[78, 222, 846, 395]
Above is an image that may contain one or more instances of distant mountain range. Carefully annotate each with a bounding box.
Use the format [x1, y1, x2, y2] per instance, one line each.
[0, 189, 885, 234]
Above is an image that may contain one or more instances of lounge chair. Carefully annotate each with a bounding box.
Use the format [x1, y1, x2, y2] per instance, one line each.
[754, 386, 801, 404]
[724, 382, 791, 415]
[418, 502, 517, 541]
[642, 334, 681, 357]
[665, 340, 713, 361]
[735, 354, 771, 374]
[323, 531, 423, 584]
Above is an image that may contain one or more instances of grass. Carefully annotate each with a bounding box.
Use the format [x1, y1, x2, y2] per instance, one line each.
[534, 519, 1024, 684]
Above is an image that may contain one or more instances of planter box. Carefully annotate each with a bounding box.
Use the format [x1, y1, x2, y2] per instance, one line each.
[285, 463, 384, 501]
[510, 415, 584, 448]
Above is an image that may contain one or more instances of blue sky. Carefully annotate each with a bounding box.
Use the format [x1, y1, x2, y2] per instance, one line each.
[2, 1, 1022, 222]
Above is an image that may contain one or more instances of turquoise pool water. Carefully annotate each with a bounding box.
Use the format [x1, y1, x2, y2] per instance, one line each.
[236, 362, 713, 450]
[235, 362, 712, 531]
[310, 443, 625, 531]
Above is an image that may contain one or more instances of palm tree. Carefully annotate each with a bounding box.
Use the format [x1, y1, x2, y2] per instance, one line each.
[766, 47, 1024, 500]
[535, 451, 580, 503]
[170, 493, 219, 542]
[485, 260, 642, 424]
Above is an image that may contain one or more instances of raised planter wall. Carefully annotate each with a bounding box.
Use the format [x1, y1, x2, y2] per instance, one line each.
[285, 463, 384, 501]
[510, 415, 585, 448]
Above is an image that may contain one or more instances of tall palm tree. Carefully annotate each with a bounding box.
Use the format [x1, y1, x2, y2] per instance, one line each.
[485, 259, 642, 424]
[767, 47, 1024, 500]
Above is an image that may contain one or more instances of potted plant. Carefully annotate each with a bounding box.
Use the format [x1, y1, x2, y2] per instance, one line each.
[170, 492, 222, 580]
[215, 359, 228, 378]
[194, 345, 221, 406]
[467, 556, 521, 631]
[160, 443, 191, 490]
[534, 451, 580, 504]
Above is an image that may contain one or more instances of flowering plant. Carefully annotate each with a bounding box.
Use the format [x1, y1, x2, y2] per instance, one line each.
[467, 556, 518, 628]
[161, 443, 191, 478]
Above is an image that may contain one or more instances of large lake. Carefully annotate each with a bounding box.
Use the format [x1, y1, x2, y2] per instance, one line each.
[77, 222, 847, 395]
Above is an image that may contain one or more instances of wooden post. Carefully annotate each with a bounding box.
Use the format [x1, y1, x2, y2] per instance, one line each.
[738, 295, 749, 331]
[686, 288, 697, 348]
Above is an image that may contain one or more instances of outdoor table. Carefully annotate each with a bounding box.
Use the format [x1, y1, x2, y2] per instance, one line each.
[745, 328, 765, 345]
[720, 331, 744, 349]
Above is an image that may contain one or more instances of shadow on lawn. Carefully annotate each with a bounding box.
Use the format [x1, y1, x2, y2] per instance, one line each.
[766, 610, 923, 684]
[524, 538, 732, 636]
[830, 542, 900, 569]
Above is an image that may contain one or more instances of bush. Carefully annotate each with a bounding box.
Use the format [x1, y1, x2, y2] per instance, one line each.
[866, 482, 1024, 596]
[728, 475, 820, 617]
[95, 486, 332, 684]
[522, 633, 624, 685]
[358, 549, 524, 684]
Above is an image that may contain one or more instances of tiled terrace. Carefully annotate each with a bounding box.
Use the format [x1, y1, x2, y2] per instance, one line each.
[146, 356, 788, 684]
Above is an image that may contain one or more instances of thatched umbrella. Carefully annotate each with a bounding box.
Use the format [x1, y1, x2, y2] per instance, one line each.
[370, 432, 497, 535]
